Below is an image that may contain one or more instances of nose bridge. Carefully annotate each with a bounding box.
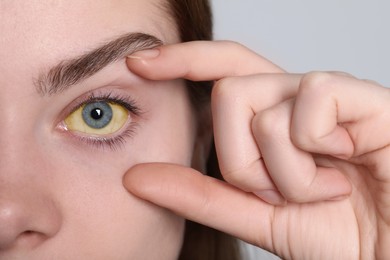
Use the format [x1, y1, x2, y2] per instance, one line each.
[0, 79, 42, 175]
[0, 121, 51, 193]
[0, 123, 45, 184]
[0, 113, 36, 177]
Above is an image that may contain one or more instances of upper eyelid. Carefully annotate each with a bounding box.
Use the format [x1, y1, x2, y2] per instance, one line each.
[68, 94, 141, 116]
[57, 89, 143, 126]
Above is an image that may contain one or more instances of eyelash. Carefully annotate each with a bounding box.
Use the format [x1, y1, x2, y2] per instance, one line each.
[62, 92, 142, 151]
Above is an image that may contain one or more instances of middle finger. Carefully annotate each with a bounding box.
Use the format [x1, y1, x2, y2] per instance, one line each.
[212, 74, 300, 194]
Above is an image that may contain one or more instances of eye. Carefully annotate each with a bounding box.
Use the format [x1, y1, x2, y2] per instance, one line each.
[59, 92, 142, 150]
[64, 101, 129, 135]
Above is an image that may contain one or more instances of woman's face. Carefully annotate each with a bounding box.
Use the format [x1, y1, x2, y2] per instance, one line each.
[0, 0, 196, 258]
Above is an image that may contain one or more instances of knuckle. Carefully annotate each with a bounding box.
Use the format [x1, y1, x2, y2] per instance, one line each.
[292, 72, 339, 148]
[291, 132, 313, 151]
[299, 71, 337, 94]
[221, 167, 247, 190]
[221, 160, 271, 192]
[217, 41, 254, 75]
[212, 76, 242, 104]
[252, 108, 287, 141]
[282, 173, 319, 203]
[221, 164, 252, 187]
[290, 123, 315, 149]
[291, 125, 321, 152]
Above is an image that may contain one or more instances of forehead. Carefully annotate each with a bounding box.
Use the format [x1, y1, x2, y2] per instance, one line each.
[0, 0, 176, 82]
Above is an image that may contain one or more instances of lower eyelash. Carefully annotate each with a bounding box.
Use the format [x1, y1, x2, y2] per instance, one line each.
[70, 122, 139, 151]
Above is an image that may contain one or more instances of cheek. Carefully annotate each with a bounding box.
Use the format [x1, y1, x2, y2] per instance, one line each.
[40, 150, 185, 259]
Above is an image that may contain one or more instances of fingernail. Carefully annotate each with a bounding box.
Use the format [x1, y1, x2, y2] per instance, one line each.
[254, 190, 286, 206]
[128, 48, 160, 60]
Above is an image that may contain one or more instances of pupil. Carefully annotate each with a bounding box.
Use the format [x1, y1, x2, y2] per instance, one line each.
[90, 108, 103, 120]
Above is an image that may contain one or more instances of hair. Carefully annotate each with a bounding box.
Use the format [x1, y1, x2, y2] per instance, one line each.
[164, 1, 241, 259]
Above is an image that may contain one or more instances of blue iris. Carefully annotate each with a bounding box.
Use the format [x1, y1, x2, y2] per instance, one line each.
[82, 102, 113, 129]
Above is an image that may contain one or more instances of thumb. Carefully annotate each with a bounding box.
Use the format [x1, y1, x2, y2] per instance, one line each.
[123, 163, 275, 249]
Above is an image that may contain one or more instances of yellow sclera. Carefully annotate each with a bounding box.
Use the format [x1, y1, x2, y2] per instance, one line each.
[64, 102, 129, 135]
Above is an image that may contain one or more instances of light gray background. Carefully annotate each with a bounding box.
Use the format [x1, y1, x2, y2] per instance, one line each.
[211, 0, 390, 259]
[212, 0, 390, 86]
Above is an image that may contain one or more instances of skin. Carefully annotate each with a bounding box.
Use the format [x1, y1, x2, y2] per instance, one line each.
[0, 0, 197, 259]
[125, 42, 390, 259]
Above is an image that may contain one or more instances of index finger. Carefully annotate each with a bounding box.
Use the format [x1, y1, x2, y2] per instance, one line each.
[126, 41, 284, 81]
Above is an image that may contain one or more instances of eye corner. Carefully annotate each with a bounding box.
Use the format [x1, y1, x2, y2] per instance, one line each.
[55, 121, 69, 132]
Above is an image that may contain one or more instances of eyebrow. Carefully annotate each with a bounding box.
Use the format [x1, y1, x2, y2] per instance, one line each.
[35, 32, 163, 96]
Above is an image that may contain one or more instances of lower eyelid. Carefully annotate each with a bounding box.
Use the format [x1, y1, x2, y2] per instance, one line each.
[60, 120, 139, 151]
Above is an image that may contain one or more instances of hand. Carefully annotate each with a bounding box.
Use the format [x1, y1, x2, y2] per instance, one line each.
[123, 41, 390, 259]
